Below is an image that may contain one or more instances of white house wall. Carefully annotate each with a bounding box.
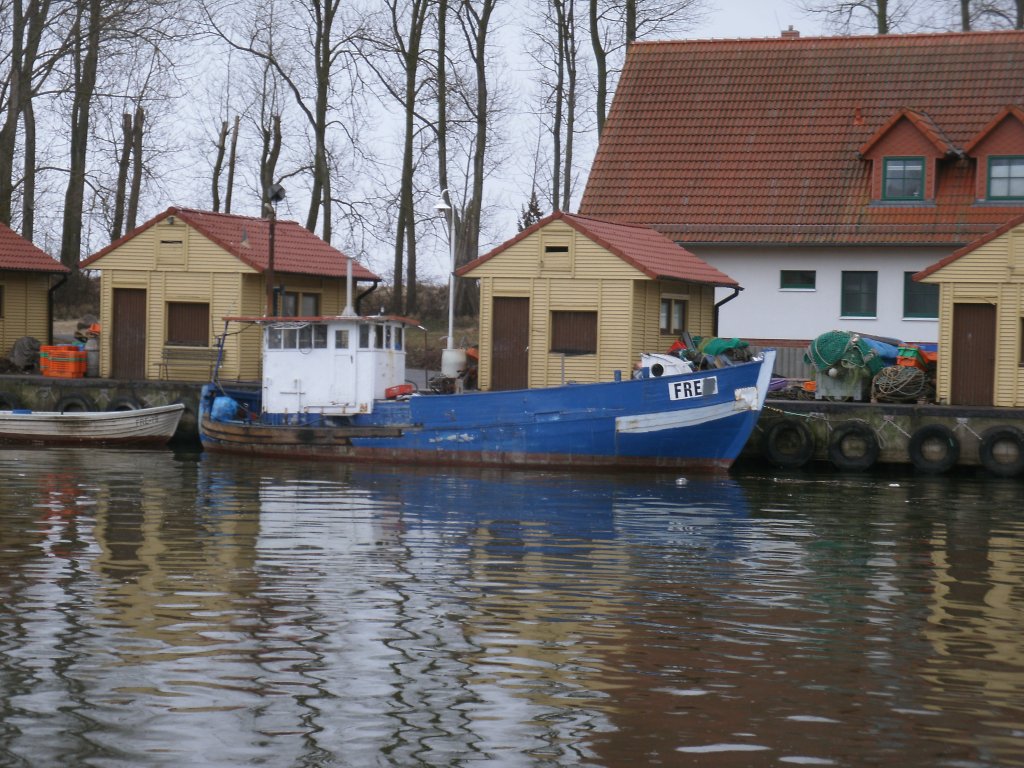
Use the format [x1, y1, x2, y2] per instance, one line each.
[698, 245, 945, 344]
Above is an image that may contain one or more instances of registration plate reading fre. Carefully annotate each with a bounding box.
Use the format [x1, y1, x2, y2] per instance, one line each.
[667, 376, 718, 400]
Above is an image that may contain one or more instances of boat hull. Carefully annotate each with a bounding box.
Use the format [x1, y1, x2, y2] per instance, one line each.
[0, 404, 185, 446]
[200, 351, 775, 471]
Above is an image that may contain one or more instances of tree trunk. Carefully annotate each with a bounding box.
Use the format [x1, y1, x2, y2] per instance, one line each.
[212, 119, 228, 212]
[551, 0, 565, 211]
[21, 98, 35, 240]
[60, 0, 101, 270]
[456, 0, 495, 318]
[561, 0, 575, 210]
[260, 113, 282, 214]
[0, 0, 26, 226]
[127, 105, 143, 232]
[589, 0, 607, 136]
[437, 0, 449, 197]
[111, 112, 133, 241]
[226, 115, 240, 213]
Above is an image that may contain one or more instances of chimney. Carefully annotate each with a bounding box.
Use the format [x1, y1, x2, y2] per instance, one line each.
[781, 25, 800, 38]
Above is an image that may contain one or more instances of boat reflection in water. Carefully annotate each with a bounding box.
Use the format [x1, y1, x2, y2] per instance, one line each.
[2, 447, 1024, 766]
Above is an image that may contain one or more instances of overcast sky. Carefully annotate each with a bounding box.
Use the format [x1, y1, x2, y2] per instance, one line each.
[693, 0, 823, 40]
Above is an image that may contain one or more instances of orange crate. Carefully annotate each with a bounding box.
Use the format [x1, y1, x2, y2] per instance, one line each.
[44, 358, 85, 378]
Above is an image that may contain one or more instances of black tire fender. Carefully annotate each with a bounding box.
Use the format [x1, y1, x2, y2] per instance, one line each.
[762, 417, 815, 469]
[828, 420, 880, 472]
[907, 423, 960, 474]
[978, 425, 1024, 478]
[107, 395, 145, 411]
[0, 392, 22, 410]
[55, 393, 97, 413]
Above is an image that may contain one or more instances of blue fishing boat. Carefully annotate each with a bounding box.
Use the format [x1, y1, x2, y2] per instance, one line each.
[198, 314, 775, 471]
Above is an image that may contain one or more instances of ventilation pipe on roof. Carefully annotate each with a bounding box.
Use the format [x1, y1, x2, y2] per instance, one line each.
[713, 286, 743, 337]
[781, 25, 800, 38]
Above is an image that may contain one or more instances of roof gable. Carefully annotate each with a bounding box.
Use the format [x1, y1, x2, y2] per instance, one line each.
[0, 222, 69, 273]
[81, 207, 379, 281]
[459, 211, 738, 287]
[964, 105, 1024, 154]
[858, 108, 959, 158]
[915, 212, 1024, 280]
[580, 31, 1024, 246]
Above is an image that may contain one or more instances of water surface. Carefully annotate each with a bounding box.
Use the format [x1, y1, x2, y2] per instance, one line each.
[1, 448, 1023, 766]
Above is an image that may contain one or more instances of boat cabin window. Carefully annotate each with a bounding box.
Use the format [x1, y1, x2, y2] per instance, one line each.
[298, 324, 327, 349]
[375, 325, 384, 349]
[359, 324, 370, 348]
[335, 329, 350, 349]
[267, 323, 328, 350]
[394, 327, 403, 350]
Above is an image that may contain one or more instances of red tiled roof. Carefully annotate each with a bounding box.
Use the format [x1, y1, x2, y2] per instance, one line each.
[459, 211, 738, 287]
[82, 207, 379, 281]
[579, 31, 1024, 246]
[0, 222, 69, 273]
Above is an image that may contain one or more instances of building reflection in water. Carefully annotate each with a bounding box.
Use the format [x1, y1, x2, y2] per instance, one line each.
[1, 448, 1023, 766]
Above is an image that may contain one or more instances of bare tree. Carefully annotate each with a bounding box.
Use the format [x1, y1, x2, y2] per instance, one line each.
[202, 0, 362, 243]
[799, 0, 924, 33]
[588, 0, 703, 136]
[527, 0, 583, 212]
[451, 0, 500, 317]
[357, 0, 433, 314]
[954, 0, 1024, 29]
[0, 0, 74, 232]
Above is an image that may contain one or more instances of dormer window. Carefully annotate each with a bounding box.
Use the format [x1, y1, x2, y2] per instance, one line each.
[883, 157, 924, 201]
[988, 157, 1024, 200]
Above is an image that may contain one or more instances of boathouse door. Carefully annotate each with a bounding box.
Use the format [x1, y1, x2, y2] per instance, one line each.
[951, 302, 996, 406]
[490, 297, 529, 391]
[111, 288, 147, 380]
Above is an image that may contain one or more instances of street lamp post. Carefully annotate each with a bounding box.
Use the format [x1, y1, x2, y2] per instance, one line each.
[434, 190, 466, 381]
[265, 183, 286, 316]
[434, 190, 456, 352]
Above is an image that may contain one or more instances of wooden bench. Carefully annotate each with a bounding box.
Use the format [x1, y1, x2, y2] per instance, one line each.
[159, 346, 221, 380]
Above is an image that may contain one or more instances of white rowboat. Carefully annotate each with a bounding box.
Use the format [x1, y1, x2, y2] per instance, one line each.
[0, 403, 185, 446]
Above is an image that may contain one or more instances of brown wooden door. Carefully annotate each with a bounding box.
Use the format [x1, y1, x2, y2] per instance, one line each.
[112, 288, 147, 380]
[490, 297, 529, 391]
[951, 303, 996, 406]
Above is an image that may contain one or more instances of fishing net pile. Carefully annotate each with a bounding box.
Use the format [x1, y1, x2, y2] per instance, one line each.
[804, 330, 887, 377]
[804, 330, 936, 403]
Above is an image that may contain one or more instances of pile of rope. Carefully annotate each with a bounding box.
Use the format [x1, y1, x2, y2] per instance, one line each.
[872, 365, 931, 403]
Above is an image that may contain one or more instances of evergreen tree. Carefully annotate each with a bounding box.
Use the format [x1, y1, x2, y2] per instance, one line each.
[518, 189, 544, 231]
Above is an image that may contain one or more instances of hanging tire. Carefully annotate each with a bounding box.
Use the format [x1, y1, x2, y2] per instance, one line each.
[55, 393, 96, 413]
[762, 417, 815, 469]
[978, 425, 1024, 478]
[107, 395, 145, 412]
[0, 392, 22, 410]
[907, 423, 960, 474]
[828, 420, 879, 472]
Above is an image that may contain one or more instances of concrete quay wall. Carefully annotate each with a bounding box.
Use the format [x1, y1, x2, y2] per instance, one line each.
[748, 397, 1024, 475]
[0, 374, 204, 444]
